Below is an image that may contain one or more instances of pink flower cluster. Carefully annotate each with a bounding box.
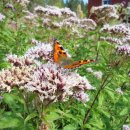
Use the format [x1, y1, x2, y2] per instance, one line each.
[24, 62, 93, 104]
[33, 6, 97, 37]
[35, 6, 76, 18]
[0, 40, 94, 104]
[100, 24, 130, 56]
[116, 44, 130, 56]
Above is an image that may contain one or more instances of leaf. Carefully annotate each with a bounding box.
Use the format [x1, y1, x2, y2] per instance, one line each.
[24, 112, 38, 125]
[105, 88, 115, 101]
[119, 108, 128, 116]
[0, 114, 21, 129]
[46, 112, 61, 122]
[98, 109, 110, 118]
[98, 93, 104, 106]
[63, 124, 77, 130]
[3, 93, 17, 108]
[57, 110, 78, 122]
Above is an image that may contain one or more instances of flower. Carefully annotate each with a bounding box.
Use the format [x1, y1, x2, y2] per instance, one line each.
[34, 6, 61, 17]
[33, 5, 96, 37]
[116, 44, 130, 56]
[86, 68, 103, 79]
[74, 91, 89, 103]
[90, 4, 119, 24]
[23, 62, 94, 104]
[25, 39, 53, 61]
[60, 7, 76, 17]
[123, 125, 130, 130]
[100, 24, 130, 46]
[0, 65, 35, 92]
[100, 24, 130, 36]
[86, 68, 93, 73]
[0, 13, 5, 21]
[5, 3, 14, 10]
[0, 40, 94, 105]
[93, 71, 103, 79]
[116, 88, 123, 95]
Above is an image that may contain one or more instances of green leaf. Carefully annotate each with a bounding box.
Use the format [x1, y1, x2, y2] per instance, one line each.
[24, 112, 38, 125]
[63, 124, 77, 130]
[98, 109, 110, 118]
[98, 93, 104, 106]
[0, 116, 21, 129]
[3, 93, 17, 108]
[119, 108, 128, 116]
[57, 110, 78, 122]
[46, 112, 61, 122]
[105, 88, 115, 101]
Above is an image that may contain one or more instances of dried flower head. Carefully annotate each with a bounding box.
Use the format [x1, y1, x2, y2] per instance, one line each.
[90, 4, 119, 24]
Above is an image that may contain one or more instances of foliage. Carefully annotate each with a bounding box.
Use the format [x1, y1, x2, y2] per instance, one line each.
[0, 0, 130, 130]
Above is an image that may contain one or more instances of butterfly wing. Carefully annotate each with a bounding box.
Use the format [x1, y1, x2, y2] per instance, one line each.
[64, 60, 95, 69]
[53, 39, 95, 69]
[53, 40, 68, 63]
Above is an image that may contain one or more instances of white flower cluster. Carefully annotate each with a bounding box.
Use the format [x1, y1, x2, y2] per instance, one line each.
[0, 40, 94, 104]
[86, 68, 103, 79]
[0, 13, 5, 21]
[115, 88, 123, 95]
[123, 125, 130, 130]
[0, 65, 36, 92]
[90, 5, 119, 24]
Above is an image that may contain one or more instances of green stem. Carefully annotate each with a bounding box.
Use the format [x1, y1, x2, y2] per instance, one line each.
[82, 75, 110, 127]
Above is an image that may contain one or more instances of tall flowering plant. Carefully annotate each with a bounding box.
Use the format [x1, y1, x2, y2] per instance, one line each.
[0, 1, 130, 130]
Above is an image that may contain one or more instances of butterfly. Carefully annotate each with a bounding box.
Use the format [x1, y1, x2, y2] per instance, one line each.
[53, 39, 95, 69]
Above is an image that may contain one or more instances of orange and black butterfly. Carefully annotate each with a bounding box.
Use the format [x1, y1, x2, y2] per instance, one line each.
[53, 39, 95, 69]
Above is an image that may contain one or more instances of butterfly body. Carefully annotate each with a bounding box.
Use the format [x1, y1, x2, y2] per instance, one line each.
[53, 39, 94, 69]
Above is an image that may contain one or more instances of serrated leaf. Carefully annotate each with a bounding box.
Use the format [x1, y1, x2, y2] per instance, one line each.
[46, 112, 61, 122]
[105, 88, 115, 101]
[99, 109, 110, 118]
[120, 108, 128, 116]
[57, 110, 77, 122]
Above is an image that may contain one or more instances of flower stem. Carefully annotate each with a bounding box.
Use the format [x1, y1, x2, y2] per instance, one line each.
[83, 75, 110, 126]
